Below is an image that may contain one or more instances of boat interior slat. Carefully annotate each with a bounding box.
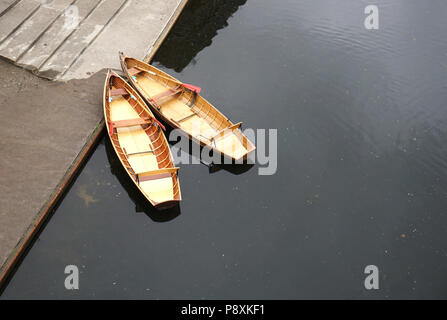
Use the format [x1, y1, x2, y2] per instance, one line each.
[177, 112, 197, 123]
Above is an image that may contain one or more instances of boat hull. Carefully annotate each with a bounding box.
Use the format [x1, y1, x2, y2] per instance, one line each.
[119, 53, 256, 163]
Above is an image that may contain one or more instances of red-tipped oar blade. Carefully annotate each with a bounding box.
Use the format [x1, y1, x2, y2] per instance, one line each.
[182, 83, 201, 93]
[154, 118, 166, 131]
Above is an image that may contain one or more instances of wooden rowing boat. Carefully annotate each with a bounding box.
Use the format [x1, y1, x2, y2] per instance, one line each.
[103, 70, 181, 209]
[119, 53, 256, 162]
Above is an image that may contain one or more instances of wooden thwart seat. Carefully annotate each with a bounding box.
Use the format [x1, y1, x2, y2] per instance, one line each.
[150, 87, 182, 108]
[127, 67, 142, 76]
[136, 167, 179, 184]
[112, 117, 151, 128]
[110, 88, 128, 96]
[124, 144, 153, 157]
[109, 117, 151, 134]
[176, 112, 197, 123]
[210, 122, 243, 143]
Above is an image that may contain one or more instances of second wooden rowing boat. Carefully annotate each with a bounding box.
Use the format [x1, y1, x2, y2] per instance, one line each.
[120, 53, 256, 162]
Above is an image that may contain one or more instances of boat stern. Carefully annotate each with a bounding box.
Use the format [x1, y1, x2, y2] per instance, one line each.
[154, 199, 181, 210]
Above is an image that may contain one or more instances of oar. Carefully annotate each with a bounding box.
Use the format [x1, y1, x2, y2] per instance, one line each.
[134, 66, 201, 93]
[152, 117, 166, 131]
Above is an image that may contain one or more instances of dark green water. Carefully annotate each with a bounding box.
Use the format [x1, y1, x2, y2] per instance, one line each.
[2, 0, 447, 299]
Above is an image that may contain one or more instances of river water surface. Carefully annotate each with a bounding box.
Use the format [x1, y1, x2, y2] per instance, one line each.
[2, 0, 447, 299]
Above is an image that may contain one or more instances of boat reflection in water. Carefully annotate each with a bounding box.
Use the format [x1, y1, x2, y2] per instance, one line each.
[153, 0, 247, 72]
[208, 162, 254, 175]
[105, 137, 181, 222]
